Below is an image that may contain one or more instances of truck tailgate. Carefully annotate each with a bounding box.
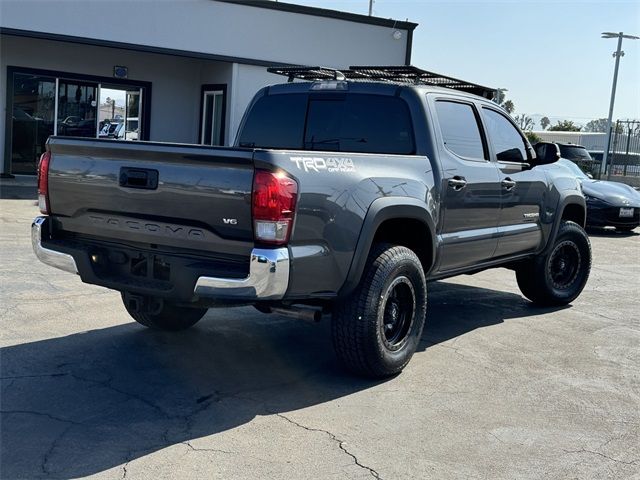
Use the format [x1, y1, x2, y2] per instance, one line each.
[47, 137, 254, 256]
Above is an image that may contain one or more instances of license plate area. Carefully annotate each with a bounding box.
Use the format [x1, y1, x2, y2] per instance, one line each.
[129, 254, 171, 281]
[619, 207, 634, 218]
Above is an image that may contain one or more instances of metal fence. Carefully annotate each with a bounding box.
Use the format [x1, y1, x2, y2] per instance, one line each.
[608, 120, 640, 178]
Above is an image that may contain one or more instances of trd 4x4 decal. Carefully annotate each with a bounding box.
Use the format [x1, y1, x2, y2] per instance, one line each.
[290, 156, 355, 173]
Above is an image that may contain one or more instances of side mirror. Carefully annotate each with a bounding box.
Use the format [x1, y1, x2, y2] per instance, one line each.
[586, 172, 593, 179]
[532, 142, 561, 166]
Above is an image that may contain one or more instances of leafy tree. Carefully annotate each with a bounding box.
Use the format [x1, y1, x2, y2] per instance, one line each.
[583, 118, 626, 134]
[502, 100, 515, 114]
[492, 90, 515, 114]
[493, 89, 507, 105]
[548, 120, 581, 132]
[583, 118, 609, 132]
[525, 131, 542, 144]
[540, 116, 550, 130]
[514, 114, 534, 131]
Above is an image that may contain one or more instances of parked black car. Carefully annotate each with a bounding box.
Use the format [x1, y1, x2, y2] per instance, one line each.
[554, 157, 640, 231]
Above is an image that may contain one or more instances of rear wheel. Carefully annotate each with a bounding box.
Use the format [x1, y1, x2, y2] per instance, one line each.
[516, 221, 591, 306]
[331, 244, 427, 378]
[121, 293, 207, 331]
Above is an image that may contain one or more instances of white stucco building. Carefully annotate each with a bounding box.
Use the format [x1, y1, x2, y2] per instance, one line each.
[0, 0, 417, 175]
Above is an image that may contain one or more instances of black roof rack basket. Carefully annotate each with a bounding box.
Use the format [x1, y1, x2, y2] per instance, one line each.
[267, 65, 497, 99]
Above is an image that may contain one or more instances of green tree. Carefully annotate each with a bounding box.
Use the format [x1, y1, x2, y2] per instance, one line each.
[493, 90, 506, 105]
[548, 120, 581, 132]
[583, 118, 625, 134]
[492, 90, 515, 114]
[515, 114, 534, 131]
[502, 100, 515, 114]
[525, 131, 542, 144]
[540, 116, 550, 130]
[583, 118, 609, 132]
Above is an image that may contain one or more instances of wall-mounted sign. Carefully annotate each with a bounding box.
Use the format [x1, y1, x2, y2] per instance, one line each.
[113, 66, 128, 79]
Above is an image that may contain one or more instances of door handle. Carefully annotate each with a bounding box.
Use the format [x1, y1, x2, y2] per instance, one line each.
[448, 177, 467, 191]
[502, 178, 516, 191]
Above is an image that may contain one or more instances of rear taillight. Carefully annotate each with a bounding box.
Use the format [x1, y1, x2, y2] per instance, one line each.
[37, 151, 51, 214]
[252, 170, 298, 245]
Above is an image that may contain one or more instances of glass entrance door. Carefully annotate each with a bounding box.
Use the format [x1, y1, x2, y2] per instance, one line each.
[98, 86, 142, 140]
[201, 89, 224, 146]
[56, 80, 98, 138]
[124, 89, 142, 141]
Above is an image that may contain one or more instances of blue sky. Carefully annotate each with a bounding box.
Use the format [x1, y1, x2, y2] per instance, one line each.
[290, 0, 640, 128]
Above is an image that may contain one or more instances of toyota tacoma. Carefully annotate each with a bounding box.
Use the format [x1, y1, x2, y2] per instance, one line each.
[32, 66, 591, 378]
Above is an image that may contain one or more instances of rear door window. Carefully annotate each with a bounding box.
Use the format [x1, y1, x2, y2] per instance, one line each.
[434, 101, 486, 160]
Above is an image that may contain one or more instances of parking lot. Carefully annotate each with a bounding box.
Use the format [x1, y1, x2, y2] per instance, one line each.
[1, 198, 638, 479]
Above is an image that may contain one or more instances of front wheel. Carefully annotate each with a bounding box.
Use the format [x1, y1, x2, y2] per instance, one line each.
[331, 244, 427, 378]
[121, 293, 207, 331]
[516, 221, 591, 306]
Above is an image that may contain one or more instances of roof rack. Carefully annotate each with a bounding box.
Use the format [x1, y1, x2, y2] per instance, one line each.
[266, 65, 497, 99]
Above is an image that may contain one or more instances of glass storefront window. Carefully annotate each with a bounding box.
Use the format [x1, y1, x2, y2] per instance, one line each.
[7, 69, 148, 175]
[10, 73, 56, 175]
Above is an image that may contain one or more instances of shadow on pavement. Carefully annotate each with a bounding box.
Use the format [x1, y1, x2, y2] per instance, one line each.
[0, 184, 37, 200]
[586, 226, 638, 238]
[1, 281, 563, 478]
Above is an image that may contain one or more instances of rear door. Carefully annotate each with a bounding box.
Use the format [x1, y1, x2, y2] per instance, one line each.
[431, 98, 502, 272]
[480, 107, 546, 257]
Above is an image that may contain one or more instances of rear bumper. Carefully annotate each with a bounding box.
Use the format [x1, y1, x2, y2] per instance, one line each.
[31, 216, 289, 301]
[32, 217, 79, 274]
[194, 249, 289, 300]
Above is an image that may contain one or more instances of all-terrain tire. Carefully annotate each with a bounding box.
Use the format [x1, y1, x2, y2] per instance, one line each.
[332, 244, 427, 378]
[121, 293, 207, 331]
[516, 221, 591, 306]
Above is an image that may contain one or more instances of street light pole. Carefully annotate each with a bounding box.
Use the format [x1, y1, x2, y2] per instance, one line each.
[369, 0, 374, 16]
[600, 32, 639, 178]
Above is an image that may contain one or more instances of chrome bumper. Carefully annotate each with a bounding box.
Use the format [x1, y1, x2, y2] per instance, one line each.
[194, 248, 289, 300]
[31, 216, 78, 274]
[32, 216, 289, 301]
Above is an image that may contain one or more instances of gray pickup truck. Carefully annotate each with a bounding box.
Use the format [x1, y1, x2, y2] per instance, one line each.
[32, 66, 591, 378]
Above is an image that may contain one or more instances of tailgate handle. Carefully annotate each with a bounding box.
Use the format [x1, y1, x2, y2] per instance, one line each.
[119, 167, 159, 190]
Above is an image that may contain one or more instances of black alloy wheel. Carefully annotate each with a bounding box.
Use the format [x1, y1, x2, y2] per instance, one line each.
[380, 276, 416, 351]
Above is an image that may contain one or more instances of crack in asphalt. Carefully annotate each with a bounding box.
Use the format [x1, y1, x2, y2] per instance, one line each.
[1, 373, 68, 380]
[1, 409, 82, 426]
[69, 373, 171, 418]
[276, 413, 382, 479]
[41, 424, 75, 475]
[181, 441, 235, 455]
[563, 448, 639, 466]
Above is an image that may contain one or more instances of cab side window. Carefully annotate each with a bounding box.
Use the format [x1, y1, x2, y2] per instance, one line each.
[482, 108, 528, 162]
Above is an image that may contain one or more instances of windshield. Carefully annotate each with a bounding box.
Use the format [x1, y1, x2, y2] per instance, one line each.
[559, 145, 592, 161]
[558, 159, 589, 179]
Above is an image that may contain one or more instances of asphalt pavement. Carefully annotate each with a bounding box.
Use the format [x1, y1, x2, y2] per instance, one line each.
[1, 199, 638, 479]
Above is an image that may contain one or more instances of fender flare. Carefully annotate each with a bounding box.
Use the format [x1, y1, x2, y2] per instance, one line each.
[339, 197, 436, 297]
[542, 193, 586, 254]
